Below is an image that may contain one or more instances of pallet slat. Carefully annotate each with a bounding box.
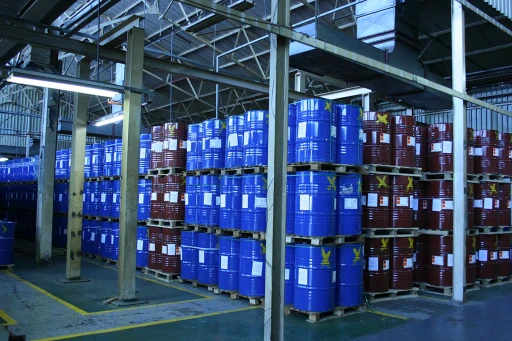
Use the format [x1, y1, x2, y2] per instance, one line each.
[363, 228, 419, 238]
[416, 282, 479, 296]
[285, 234, 365, 246]
[285, 305, 365, 322]
[365, 288, 418, 302]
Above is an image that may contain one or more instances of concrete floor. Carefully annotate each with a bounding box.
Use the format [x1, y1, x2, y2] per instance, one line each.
[1, 253, 512, 341]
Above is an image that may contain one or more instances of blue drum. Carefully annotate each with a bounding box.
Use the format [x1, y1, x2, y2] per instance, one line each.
[202, 119, 226, 169]
[288, 104, 297, 164]
[198, 175, 220, 226]
[0, 221, 15, 266]
[186, 123, 203, 171]
[84, 145, 92, 178]
[286, 175, 296, 235]
[241, 174, 267, 232]
[239, 238, 265, 297]
[89, 181, 100, 217]
[225, 115, 245, 168]
[285, 245, 295, 305]
[219, 175, 242, 229]
[243, 110, 269, 167]
[336, 104, 363, 165]
[218, 236, 240, 291]
[139, 133, 152, 175]
[113, 139, 122, 176]
[103, 140, 115, 176]
[336, 243, 363, 307]
[181, 231, 198, 281]
[83, 181, 91, 216]
[91, 142, 104, 177]
[136, 226, 149, 268]
[197, 233, 219, 285]
[89, 222, 102, 256]
[99, 221, 112, 259]
[185, 176, 200, 224]
[336, 174, 362, 236]
[137, 179, 151, 221]
[81, 220, 92, 254]
[99, 181, 113, 218]
[111, 180, 121, 218]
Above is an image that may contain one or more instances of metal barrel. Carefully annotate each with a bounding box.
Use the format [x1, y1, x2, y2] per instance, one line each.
[498, 133, 512, 175]
[137, 179, 152, 221]
[364, 238, 391, 293]
[103, 140, 115, 176]
[185, 176, 200, 224]
[243, 110, 269, 167]
[81, 220, 91, 254]
[202, 119, 226, 169]
[390, 176, 414, 228]
[162, 228, 181, 274]
[413, 181, 427, 229]
[241, 174, 268, 232]
[60, 149, 70, 179]
[91, 143, 104, 177]
[0, 221, 15, 266]
[467, 235, 477, 284]
[199, 175, 220, 226]
[219, 175, 242, 229]
[197, 233, 219, 285]
[363, 112, 391, 165]
[84, 178, 92, 216]
[474, 130, 499, 174]
[362, 174, 390, 229]
[186, 123, 203, 171]
[294, 245, 336, 312]
[113, 139, 122, 176]
[151, 125, 165, 169]
[148, 226, 163, 270]
[55, 150, 62, 179]
[89, 181, 100, 217]
[426, 180, 454, 230]
[89, 221, 102, 256]
[111, 180, 120, 219]
[336, 104, 362, 165]
[99, 180, 113, 218]
[163, 122, 188, 168]
[336, 174, 362, 236]
[285, 245, 295, 305]
[474, 182, 500, 227]
[99, 221, 112, 259]
[336, 243, 363, 307]
[288, 104, 297, 164]
[110, 222, 119, 261]
[181, 231, 198, 280]
[296, 99, 336, 163]
[164, 174, 186, 221]
[414, 235, 429, 283]
[428, 124, 475, 173]
[498, 183, 511, 226]
[286, 175, 296, 235]
[497, 234, 511, 277]
[139, 133, 152, 175]
[84, 145, 92, 178]
[476, 234, 499, 280]
[239, 238, 266, 297]
[225, 115, 245, 168]
[295, 171, 336, 237]
[391, 115, 415, 167]
[136, 226, 149, 268]
[390, 237, 414, 290]
[414, 125, 429, 170]
[150, 176, 165, 220]
[218, 236, 240, 291]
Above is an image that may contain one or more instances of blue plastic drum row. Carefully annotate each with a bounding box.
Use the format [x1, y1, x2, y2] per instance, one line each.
[0, 157, 40, 182]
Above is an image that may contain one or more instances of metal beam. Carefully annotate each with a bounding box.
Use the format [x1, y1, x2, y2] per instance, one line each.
[264, 0, 289, 339]
[321, 87, 371, 100]
[65, 59, 89, 280]
[457, 0, 512, 38]
[117, 28, 144, 302]
[452, 0, 467, 304]
[172, 0, 512, 117]
[35, 87, 58, 263]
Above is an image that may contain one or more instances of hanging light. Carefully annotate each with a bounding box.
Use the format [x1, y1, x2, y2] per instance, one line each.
[93, 112, 124, 126]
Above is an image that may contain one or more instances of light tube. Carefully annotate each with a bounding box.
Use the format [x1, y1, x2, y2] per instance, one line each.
[94, 114, 124, 126]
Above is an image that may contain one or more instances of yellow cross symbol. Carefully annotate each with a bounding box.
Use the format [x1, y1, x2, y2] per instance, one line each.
[327, 176, 336, 191]
[496, 131, 499, 139]
[495, 236, 498, 248]
[169, 124, 175, 136]
[260, 242, 266, 254]
[468, 184, 474, 197]
[220, 121, 226, 129]
[376, 175, 388, 188]
[265, 113, 269, 125]
[472, 237, 476, 249]
[324, 101, 332, 112]
[359, 108, 364, 121]
[352, 247, 361, 262]
[181, 177, 186, 185]
[376, 113, 388, 125]
[490, 184, 497, 195]
[1, 224, 6, 234]
[406, 177, 413, 192]
[380, 238, 389, 251]
[408, 237, 414, 249]
[321, 247, 331, 266]
[357, 179, 362, 194]
[262, 177, 268, 190]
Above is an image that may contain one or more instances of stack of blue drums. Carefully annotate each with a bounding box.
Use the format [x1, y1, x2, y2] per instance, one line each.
[197, 232, 219, 285]
[219, 175, 242, 229]
[225, 115, 245, 168]
[243, 110, 268, 167]
[240, 174, 267, 232]
[0, 221, 15, 266]
[181, 231, 198, 281]
[186, 124, 203, 171]
[202, 119, 226, 169]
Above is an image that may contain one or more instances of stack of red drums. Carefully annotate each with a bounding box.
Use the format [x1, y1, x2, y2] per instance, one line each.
[151, 125, 164, 169]
[414, 125, 428, 171]
[474, 182, 500, 227]
[363, 112, 391, 165]
[362, 174, 390, 229]
[498, 133, 512, 176]
[150, 176, 165, 219]
[148, 226, 163, 270]
[364, 237, 391, 293]
[391, 116, 415, 167]
[390, 176, 414, 228]
[497, 234, 511, 277]
[163, 122, 188, 168]
[413, 181, 427, 229]
[476, 234, 498, 280]
[427, 124, 474, 174]
[474, 130, 499, 174]
[163, 174, 186, 220]
[161, 228, 181, 274]
[414, 235, 428, 283]
[390, 237, 414, 290]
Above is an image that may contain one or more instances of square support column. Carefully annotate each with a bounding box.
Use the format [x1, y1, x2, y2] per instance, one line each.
[264, 0, 290, 339]
[451, 0, 468, 303]
[65, 59, 90, 280]
[117, 27, 144, 301]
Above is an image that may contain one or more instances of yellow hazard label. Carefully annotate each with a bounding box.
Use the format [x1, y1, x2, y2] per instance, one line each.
[352, 247, 361, 262]
[359, 108, 364, 121]
[220, 121, 226, 129]
[324, 101, 332, 112]
[376, 113, 388, 124]
[327, 176, 336, 191]
[408, 237, 414, 249]
[380, 238, 389, 251]
[357, 179, 362, 194]
[321, 247, 331, 267]
[472, 236, 476, 249]
[490, 184, 497, 195]
[376, 175, 388, 188]
[468, 184, 474, 197]
[260, 242, 266, 254]
[406, 177, 413, 192]
[262, 177, 268, 190]
[1, 224, 6, 234]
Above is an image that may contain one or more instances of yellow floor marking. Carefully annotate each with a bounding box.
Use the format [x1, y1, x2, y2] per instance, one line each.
[0, 309, 17, 326]
[33, 306, 259, 341]
[417, 295, 452, 302]
[368, 310, 408, 320]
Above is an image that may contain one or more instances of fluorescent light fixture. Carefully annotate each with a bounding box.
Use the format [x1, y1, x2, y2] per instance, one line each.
[0, 157, 8, 162]
[94, 112, 124, 126]
[6, 68, 124, 98]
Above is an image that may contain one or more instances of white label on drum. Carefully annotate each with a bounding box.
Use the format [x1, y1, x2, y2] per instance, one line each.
[138, 194, 144, 204]
[164, 193, 170, 202]
[396, 196, 409, 207]
[484, 198, 493, 210]
[404, 258, 413, 269]
[204, 192, 212, 206]
[184, 193, 189, 205]
[368, 257, 379, 271]
[299, 194, 310, 211]
[468, 147, 474, 156]
[478, 250, 488, 262]
[243, 132, 249, 146]
[380, 133, 390, 144]
[210, 138, 222, 149]
[361, 196, 367, 206]
[415, 143, 421, 156]
[362, 132, 367, 143]
[473, 199, 482, 208]
[359, 129, 364, 141]
[406, 136, 415, 147]
[298, 268, 308, 285]
[447, 254, 453, 267]
[101, 193, 106, 203]
[413, 253, 417, 263]
[242, 194, 249, 209]
[221, 256, 229, 270]
[331, 125, 336, 138]
[199, 250, 205, 263]
[431, 142, 442, 153]
[495, 199, 500, 208]
[367, 193, 378, 207]
[443, 200, 453, 210]
[285, 269, 290, 281]
[180, 141, 187, 149]
[152, 142, 163, 153]
[151, 192, 157, 201]
[255, 197, 267, 208]
[59, 194, 63, 202]
[170, 191, 179, 203]
[90, 232, 96, 241]
[297, 122, 307, 139]
[332, 270, 336, 283]
[380, 196, 389, 207]
[216, 196, 221, 206]
[106, 153, 112, 163]
[252, 261, 263, 276]
[202, 138, 206, 150]
[410, 195, 414, 209]
[139, 148, 146, 159]
[469, 254, 476, 264]
[187, 141, 192, 152]
[162, 245, 168, 255]
[288, 127, 290, 141]
[442, 141, 452, 154]
[113, 194, 118, 203]
[168, 244, 176, 255]
[179, 247, 182, 260]
[137, 240, 144, 251]
[490, 251, 498, 261]
[101, 234, 106, 244]
[344, 198, 358, 210]
[228, 133, 238, 147]
[474, 147, 483, 156]
[432, 256, 444, 266]
[432, 198, 442, 212]
[382, 259, 389, 271]
[220, 194, 226, 208]
[168, 138, 178, 151]
[493, 148, 501, 157]
[149, 243, 155, 252]
[499, 251, 510, 259]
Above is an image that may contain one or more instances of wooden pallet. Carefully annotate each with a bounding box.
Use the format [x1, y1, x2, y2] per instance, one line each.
[177, 277, 216, 291]
[147, 167, 186, 176]
[365, 288, 419, 303]
[186, 168, 221, 176]
[478, 276, 512, 287]
[216, 228, 266, 240]
[285, 234, 365, 246]
[220, 166, 267, 175]
[0, 264, 14, 270]
[147, 219, 185, 228]
[420, 172, 479, 182]
[418, 229, 479, 236]
[416, 282, 479, 296]
[362, 164, 422, 177]
[143, 268, 180, 282]
[475, 226, 512, 234]
[138, 174, 151, 180]
[364, 228, 419, 238]
[84, 177, 101, 182]
[99, 176, 121, 181]
[212, 287, 263, 305]
[287, 162, 362, 174]
[182, 224, 217, 233]
[55, 179, 70, 183]
[284, 305, 365, 322]
[96, 257, 118, 265]
[478, 174, 511, 182]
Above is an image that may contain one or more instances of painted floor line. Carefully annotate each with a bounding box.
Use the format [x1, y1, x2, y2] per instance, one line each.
[0, 309, 17, 326]
[368, 310, 409, 320]
[33, 306, 260, 341]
